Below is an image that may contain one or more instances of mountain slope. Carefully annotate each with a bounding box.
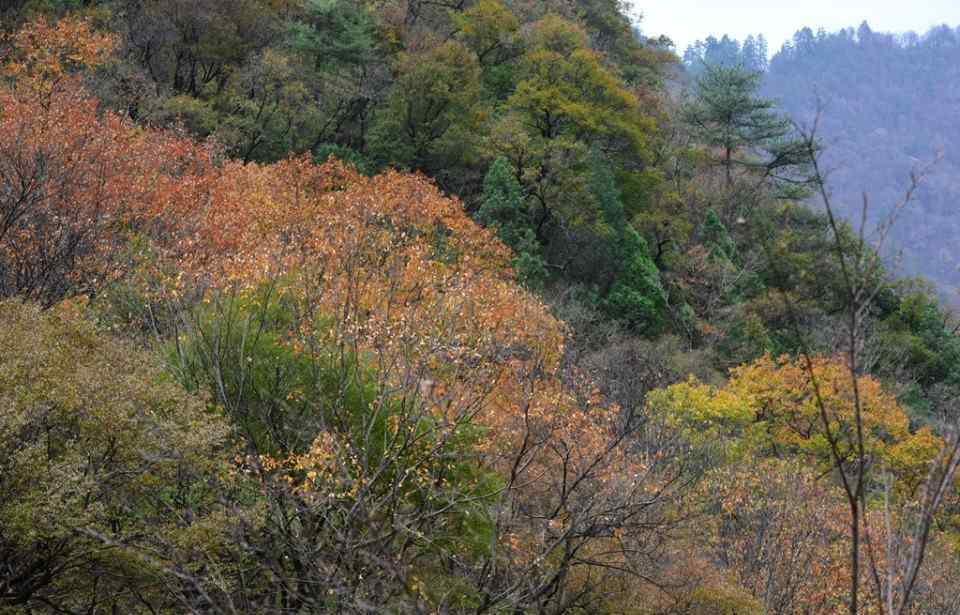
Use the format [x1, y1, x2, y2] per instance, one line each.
[763, 24, 960, 300]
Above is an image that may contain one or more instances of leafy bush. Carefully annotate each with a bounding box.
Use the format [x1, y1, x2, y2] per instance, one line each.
[0, 298, 231, 612]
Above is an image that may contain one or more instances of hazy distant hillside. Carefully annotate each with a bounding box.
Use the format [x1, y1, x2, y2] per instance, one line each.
[765, 23, 960, 300]
[687, 24, 960, 301]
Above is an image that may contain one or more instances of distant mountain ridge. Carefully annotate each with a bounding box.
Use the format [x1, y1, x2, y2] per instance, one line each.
[685, 23, 960, 302]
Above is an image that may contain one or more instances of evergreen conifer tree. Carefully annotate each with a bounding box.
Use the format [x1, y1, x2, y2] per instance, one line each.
[477, 157, 546, 286]
[588, 149, 667, 332]
[684, 64, 800, 188]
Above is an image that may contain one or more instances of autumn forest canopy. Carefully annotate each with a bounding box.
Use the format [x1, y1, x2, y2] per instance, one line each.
[2, 1, 960, 614]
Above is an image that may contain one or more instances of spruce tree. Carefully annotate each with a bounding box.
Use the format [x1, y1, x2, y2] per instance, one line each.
[702, 208, 738, 263]
[477, 157, 546, 286]
[588, 149, 667, 332]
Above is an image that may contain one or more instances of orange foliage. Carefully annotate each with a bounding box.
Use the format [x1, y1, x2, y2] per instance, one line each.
[0, 81, 213, 303]
[167, 122, 651, 585]
[704, 459, 855, 613]
[181, 154, 622, 491]
[4, 17, 116, 96]
[0, 18, 212, 304]
[1, 17, 669, 599]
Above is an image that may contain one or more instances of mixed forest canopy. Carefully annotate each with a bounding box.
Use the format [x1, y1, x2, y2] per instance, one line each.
[2, 1, 960, 614]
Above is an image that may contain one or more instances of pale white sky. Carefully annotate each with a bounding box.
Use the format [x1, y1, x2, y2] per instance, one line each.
[634, 0, 960, 54]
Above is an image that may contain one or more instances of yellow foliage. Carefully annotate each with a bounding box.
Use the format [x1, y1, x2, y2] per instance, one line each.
[649, 354, 936, 482]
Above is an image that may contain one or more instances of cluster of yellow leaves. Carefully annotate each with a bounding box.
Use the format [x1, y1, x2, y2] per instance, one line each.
[648, 354, 941, 478]
[729, 355, 910, 461]
[258, 432, 365, 503]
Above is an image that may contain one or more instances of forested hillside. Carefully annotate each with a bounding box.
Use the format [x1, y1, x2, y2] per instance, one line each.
[686, 24, 960, 300]
[3, 2, 960, 614]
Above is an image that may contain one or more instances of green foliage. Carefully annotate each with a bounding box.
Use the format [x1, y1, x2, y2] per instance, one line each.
[368, 41, 482, 176]
[603, 243, 668, 333]
[685, 64, 787, 153]
[586, 149, 668, 332]
[590, 147, 628, 234]
[168, 285, 319, 455]
[701, 208, 738, 263]
[214, 49, 321, 162]
[156, 94, 219, 138]
[283, 0, 382, 155]
[514, 15, 652, 155]
[4, 0, 84, 23]
[167, 283, 501, 558]
[878, 287, 960, 393]
[288, 0, 378, 69]
[314, 142, 375, 175]
[683, 64, 800, 186]
[452, 0, 521, 100]
[452, 0, 519, 67]
[476, 157, 546, 287]
[684, 585, 765, 615]
[490, 15, 657, 235]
